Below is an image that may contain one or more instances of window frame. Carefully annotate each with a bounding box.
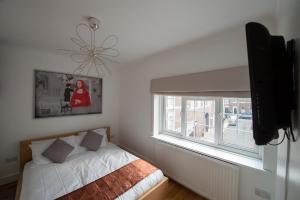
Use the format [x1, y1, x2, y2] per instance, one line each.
[161, 96, 183, 135]
[159, 95, 262, 159]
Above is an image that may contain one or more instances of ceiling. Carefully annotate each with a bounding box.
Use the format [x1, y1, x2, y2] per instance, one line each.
[0, 0, 276, 64]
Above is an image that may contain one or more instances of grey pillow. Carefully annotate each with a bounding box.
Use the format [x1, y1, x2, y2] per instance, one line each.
[42, 139, 74, 163]
[80, 131, 103, 151]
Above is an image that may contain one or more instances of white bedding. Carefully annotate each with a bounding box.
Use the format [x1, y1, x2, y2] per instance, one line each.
[20, 143, 164, 200]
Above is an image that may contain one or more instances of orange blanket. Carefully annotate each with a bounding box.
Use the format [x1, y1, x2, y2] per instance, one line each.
[57, 159, 158, 200]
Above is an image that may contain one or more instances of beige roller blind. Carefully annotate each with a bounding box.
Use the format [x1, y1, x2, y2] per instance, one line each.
[151, 66, 250, 97]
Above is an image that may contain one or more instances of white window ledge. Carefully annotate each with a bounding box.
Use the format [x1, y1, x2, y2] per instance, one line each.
[152, 134, 269, 172]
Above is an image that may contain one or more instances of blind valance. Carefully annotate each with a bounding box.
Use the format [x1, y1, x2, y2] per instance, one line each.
[150, 66, 250, 97]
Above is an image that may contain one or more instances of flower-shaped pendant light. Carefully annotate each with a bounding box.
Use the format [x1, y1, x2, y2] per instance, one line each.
[59, 17, 119, 77]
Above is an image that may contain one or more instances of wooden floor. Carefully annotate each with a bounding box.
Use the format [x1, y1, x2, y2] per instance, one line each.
[0, 181, 17, 200]
[0, 180, 207, 200]
[164, 180, 207, 200]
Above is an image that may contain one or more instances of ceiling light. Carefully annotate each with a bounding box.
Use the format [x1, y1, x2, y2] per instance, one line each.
[58, 17, 119, 77]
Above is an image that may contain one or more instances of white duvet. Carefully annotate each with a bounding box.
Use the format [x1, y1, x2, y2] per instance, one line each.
[20, 143, 164, 200]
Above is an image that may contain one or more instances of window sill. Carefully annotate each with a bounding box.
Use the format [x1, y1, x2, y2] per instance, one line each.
[152, 134, 268, 172]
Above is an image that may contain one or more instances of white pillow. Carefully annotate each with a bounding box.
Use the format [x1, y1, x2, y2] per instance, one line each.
[30, 135, 76, 165]
[74, 128, 108, 153]
[91, 128, 108, 146]
[73, 133, 87, 154]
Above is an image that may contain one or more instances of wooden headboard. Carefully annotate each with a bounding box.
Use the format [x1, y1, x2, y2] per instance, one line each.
[19, 126, 111, 170]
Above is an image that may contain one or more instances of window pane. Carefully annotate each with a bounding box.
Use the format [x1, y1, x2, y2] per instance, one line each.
[185, 99, 215, 142]
[164, 96, 182, 133]
[222, 98, 256, 150]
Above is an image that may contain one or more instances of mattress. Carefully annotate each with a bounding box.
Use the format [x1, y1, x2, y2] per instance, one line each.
[20, 143, 164, 200]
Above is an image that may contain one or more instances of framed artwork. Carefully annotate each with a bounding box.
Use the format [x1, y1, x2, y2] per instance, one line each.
[35, 70, 102, 118]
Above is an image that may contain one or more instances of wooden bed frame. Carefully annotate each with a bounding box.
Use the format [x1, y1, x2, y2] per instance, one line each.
[16, 127, 169, 200]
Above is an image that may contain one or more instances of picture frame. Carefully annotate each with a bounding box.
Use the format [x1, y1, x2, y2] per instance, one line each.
[34, 70, 102, 118]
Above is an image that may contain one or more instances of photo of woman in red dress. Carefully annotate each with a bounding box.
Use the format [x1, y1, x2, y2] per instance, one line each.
[70, 80, 91, 108]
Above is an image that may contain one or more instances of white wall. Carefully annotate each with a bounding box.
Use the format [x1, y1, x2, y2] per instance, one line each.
[0, 45, 120, 184]
[119, 18, 278, 200]
[275, 0, 300, 200]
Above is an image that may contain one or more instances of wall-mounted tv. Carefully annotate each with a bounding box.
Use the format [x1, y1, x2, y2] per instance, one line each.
[245, 22, 295, 145]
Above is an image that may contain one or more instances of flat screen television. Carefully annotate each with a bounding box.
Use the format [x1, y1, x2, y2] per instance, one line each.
[245, 22, 295, 145]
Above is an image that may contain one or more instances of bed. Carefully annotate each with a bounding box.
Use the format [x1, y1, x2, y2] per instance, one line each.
[16, 127, 168, 200]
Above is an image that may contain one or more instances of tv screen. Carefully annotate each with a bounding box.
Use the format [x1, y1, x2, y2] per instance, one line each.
[245, 22, 294, 145]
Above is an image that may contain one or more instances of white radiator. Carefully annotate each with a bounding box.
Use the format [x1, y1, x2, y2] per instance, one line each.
[155, 142, 239, 200]
[208, 158, 239, 200]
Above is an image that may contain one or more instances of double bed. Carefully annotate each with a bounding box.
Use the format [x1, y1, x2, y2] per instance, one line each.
[16, 127, 168, 200]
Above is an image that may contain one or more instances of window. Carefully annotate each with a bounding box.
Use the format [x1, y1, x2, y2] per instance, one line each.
[222, 98, 255, 150]
[185, 98, 216, 143]
[160, 96, 260, 158]
[164, 96, 182, 133]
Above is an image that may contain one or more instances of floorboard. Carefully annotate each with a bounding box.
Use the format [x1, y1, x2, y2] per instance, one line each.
[0, 181, 17, 200]
[164, 180, 207, 200]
